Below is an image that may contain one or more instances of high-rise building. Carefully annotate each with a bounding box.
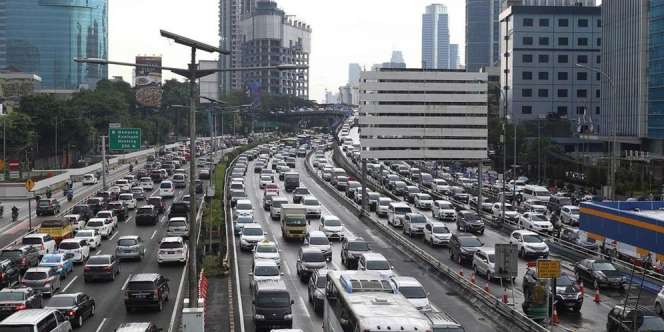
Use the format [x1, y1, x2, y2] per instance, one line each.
[466, 0, 500, 72]
[449, 44, 460, 69]
[348, 63, 361, 84]
[359, 68, 488, 160]
[219, 0, 243, 94]
[504, 0, 595, 7]
[239, 1, 310, 98]
[0, 0, 108, 90]
[499, 4, 601, 124]
[382, 50, 407, 69]
[421, 4, 450, 69]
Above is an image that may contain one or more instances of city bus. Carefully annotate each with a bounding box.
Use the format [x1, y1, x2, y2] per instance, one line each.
[323, 271, 432, 332]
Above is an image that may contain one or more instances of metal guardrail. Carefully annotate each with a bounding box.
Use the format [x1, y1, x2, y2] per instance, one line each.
[304, 151, 549, 332]
[224, 152, 245, 332]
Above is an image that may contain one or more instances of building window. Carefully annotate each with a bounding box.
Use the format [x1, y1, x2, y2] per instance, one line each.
[522, 106, 533, 114]
[578, 38, 589, 46]
[596, 89, 601, 98]
[595, 106, 600, 114]
[597, 38, 602, 46]
[577, 89, 587, 98]
[523, 37, 533, 45]
[558, 54, 568, 63]
[538, 89, 549, 97]
[596, 55, 601, 64]
[522, 88, 533, 97]
[596, 72, 601, 81]
[522, 54, 533, 63]
[557, 89, 568, 97]
[539, 18, 549, 27]
[558, 72, 568, 80]
[558, 37, 569, 46]
[577, 55, 588, 63]
[557, 106, 568, 116]
[523, 18, 534, 27]
[578, 18, 589, 27]
[577, 72, 588, 80]
[538, 72, 549, 80]
[597, 19, 602, 27]
[558, 18, 569, 27]
[539, 54, 549, 63]
[539, 37, 550, 46]
[522, 71, 533, 80]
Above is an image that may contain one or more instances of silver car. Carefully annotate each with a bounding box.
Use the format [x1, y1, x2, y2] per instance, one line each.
[115, 236, 146, 261]
[166, 217, 190, 238]
[21, 267, 61, 296]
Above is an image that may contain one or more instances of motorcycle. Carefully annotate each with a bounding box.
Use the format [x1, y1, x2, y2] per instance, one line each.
[11, 207, 18, 223]
[66, 190, 73, 202]
[45, 188, 52, 199]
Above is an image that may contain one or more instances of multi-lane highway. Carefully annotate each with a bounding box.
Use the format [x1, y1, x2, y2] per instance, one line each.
[234, 150, 498, 331]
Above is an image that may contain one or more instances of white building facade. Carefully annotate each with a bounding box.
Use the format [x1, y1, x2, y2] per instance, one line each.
[359, 68, 488, 160]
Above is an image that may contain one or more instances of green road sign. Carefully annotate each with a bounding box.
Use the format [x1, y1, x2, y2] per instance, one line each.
[109, 128, 142, 150]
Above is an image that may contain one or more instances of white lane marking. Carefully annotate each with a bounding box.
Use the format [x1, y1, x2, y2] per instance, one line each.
[95, 318, 107, 332]
[283, 260, 292, 275]
[299, 297, 311, 319]
[62, 276, 78, 292]
[231, 208, 246, 332]
[109, 231, 118, 241]
[95, 250, 102, 255]
[150, 230, 158, 240]
[168, 261, 189, 332]
[121, 275, 131, 291]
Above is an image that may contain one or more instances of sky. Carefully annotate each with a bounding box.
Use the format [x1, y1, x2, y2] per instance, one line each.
[109, 0, 466, 103]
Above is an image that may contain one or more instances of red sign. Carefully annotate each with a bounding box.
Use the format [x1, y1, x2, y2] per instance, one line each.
[8, 160, 19, 170]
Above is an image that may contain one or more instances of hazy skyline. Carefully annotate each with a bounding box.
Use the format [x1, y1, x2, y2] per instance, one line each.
[109, 0, 466, 102]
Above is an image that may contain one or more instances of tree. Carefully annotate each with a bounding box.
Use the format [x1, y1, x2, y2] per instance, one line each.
[2, 112, 34, 159]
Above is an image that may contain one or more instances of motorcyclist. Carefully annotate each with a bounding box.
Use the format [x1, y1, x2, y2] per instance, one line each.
[11, 206, 18, 222]
[129, 164, 134, 173]
[46, 187, 52, 199]
[66, 189, 73, 202]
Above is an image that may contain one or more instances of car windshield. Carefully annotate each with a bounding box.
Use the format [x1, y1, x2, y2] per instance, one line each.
[304, 199, 319, 206]
[76, 231, 94, 238]
[23, 272, 47, 280]
[119, 195, 132, 200]
[302, 252, 325, 262]
[366, 260, 390, 270]
[569, 208, 580, 215]
[243, 228, 263, 236]
[463, 213, 480, 221]
[531, 214, 548, 222]
[0, 250, 22, 259]
[160, 241, 183, 249]
[87, 221, 104, 227]
[127, 281, 155, 291]
[418, 194, 431, 200]
[236, 203, 252, 210]
[348, 242, 369, 251]
[237, 216, 254, 224]
[324, 219, 341, 227]
[399, 286, 427, 299]
[255, 293, 290, 307]
[557, 275, 576, 287]
[592, 261, 617, 271]
[59, 242, 79, 250]
[98, 212, 111, 218]
[48, 296, 76, 307]
[41, 256, 62, 263]
[87, 256, 110, 265]
[160, 183, 172, 189]
[256, 245, 277, 253]
[260, 176, 271, 181]
[408, 215, 426, 223]
[459, 237, 482, 247]
[22, 238, 42, 245]
[137, 208, 153, 215]
[255, 266, 279, 276]
[395, 207, 412, 214]
[169, 220, 186, 227]
[0, 291, 25, 301]
[118, 239, 137, 246]
[309, 236, 329, 246]
[295, 189, 309, 195]
[432, 226, 449, 234]
[522, 235, 543, 243]
[38, 200, 50, 207]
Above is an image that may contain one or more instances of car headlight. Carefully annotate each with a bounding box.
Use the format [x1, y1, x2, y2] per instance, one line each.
[240, 239, 249, 244]
[284, 314, 292, 320]
[254, 314, 265, 320]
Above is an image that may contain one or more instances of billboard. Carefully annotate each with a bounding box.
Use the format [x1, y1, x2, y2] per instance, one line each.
[135, 56, 162, 108]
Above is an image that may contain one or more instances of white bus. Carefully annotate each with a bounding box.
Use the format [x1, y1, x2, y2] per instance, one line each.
[323, 271, 432, 332]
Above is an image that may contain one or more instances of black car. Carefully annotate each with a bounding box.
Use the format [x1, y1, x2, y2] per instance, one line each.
[195, 180, 204, 194]
[0, 246, 40, 273]
[124, 273, 169, 312]
[456, 210, 485, 235]
[574, 259, 626, 289]
[136, 206, 159, 226]
[107, 201, 128, 222]
[307, 269, 328, 314]
[547, 194, 573, 215]
[45, 293, 95, 328]
[36, 198, 61, 216]
[404, 186, 420, 203]
[0, 260, 20, 289]
[607, 306, 664, 332]
[71, 204, 94, 221]
[292, 187, 310, 204]
[449, 234, 483, 265]
[168, 202, 190, 220]
[84, 255, 120, 282]
[340, 237, 371, 269]
[0, 287, 43, 320]
[523, 269, 582, 312]
[451, 193, 471, 211]
[85, 198, 105, 215]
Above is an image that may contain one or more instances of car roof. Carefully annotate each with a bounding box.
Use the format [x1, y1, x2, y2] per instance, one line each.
[512, 230, 538, 235]
[118, 235, 140, 240]
[243, 223, 263, 229]
[300, 247, 323, 254]
[129, 273, 161, 282]
[0, 309, 60, 324]
[476, 247, 495, 255]
[254, 259, 278, 267]
[116, 322, 154, 331]
[161, 237, 184, 243]
[390, 276, 422, 288]
[361, 252, 387, 261]
[308, 230, 326, 237]
[26, 267, 53, 272]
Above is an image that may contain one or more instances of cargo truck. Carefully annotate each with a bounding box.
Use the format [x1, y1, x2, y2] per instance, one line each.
[284, 172, 300, 193]
[280, 204, 307, 241]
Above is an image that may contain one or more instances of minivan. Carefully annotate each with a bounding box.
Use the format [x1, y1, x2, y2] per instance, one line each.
[252, 280, 293, 330]
[172, 173, 187, 188]
[0, 309, 72, 332]
[387, 202, 412, 227]
[159, 180, 175, 198]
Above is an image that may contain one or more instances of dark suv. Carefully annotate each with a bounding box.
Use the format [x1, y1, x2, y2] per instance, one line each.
[0, 246, 40, 273]
[148, 196, 165, 214]
[71, 204, 94, 221]
[36, 198, 61, 216]
[547, 195, 573, 216]
[136, 206, 159, 226]
[607, 306, 664, 332]
[456, 210, 485, 235]
[0, 260, 20, 288]
[449, 234, 483, 265]
[85, 198, 105, 215]
[523, 269, 582, 312]
[340, 237, 371, 269]
[107, 201, 128, 222]
[124, 273, 169, 312]
[168, 202, 190, 220]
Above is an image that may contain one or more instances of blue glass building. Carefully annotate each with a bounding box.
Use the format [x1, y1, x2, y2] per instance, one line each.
[648, 0, 664, 139]
[465, 0, 500, 72]
[0, 0, 108, 90]
[421, 4, 450, 69]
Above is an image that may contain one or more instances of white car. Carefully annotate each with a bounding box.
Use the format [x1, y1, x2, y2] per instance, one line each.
[519, 212, 554, 233]
[561, 205, 580, 226]
[304, 231, 332, 260]
[233, 199, 254, 220]
[115, 179, 130, 192]
[492, 202, 520, 222]
[376, 197, 393, 217]
[239, 223, 266, 251]
[252, 240, 281, 268]
[96, 210, 118, 230]
[82, 174, 98, 185]
[131, 187, 145, 200]
[157, 237, 188, 264]
[655, 286, 664, 315]
[109, 186, 121, 196]
[413, 193, 433, 210]
[64, 214, 85, 230]
[75, 229, 102, 250]
[21, 233, 56, 256]
[472, 248, 498, 280]
[423, 221, 451, 247]
[303, 196, 321, 219]
[58, 238, 90, 263]
[249, 260, 282, 289]
[358, 252, 394, 278]
[159, 180, 175, 198]
[140, 177, 154, 190]
[259, 175, 273, 189]
[119, 193, 137, 209]
[389, 276, 431, 311]
[85, 218, 112, 239]
[432, 200, 456, 222]
[319, 215, 344, 240]
[510, 230, 549, 259]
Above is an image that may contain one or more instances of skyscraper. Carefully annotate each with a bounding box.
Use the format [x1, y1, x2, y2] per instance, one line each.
[466, 0, 500, 72]
[0, 0, 108, 90]
[421, 4, 450, 69]
[219, 0, 243, 94]
[449, 44, 460, 69]
[348, 63, 361, 84]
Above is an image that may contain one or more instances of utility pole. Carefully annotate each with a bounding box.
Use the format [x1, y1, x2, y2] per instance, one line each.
[101, 136, 107, 190]
[54, 115, 58, 169]
[187, 46, 199, 308]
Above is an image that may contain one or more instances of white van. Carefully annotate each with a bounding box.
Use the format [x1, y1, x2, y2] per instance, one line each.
[159, 180, 175, 198]
[387, 202, 412, 227]
[521, 185, 551, 203]
[0, 309, 72, 332]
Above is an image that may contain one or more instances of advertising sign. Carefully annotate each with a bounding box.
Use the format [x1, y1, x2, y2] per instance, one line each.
[135, 56, 162, 108]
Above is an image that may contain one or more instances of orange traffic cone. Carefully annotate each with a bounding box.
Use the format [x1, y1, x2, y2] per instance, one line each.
[470, 273, 476, 284]
[594, 288, 601, 303]
[552, 307, 560, 325]
[484, 281, 490, 293]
